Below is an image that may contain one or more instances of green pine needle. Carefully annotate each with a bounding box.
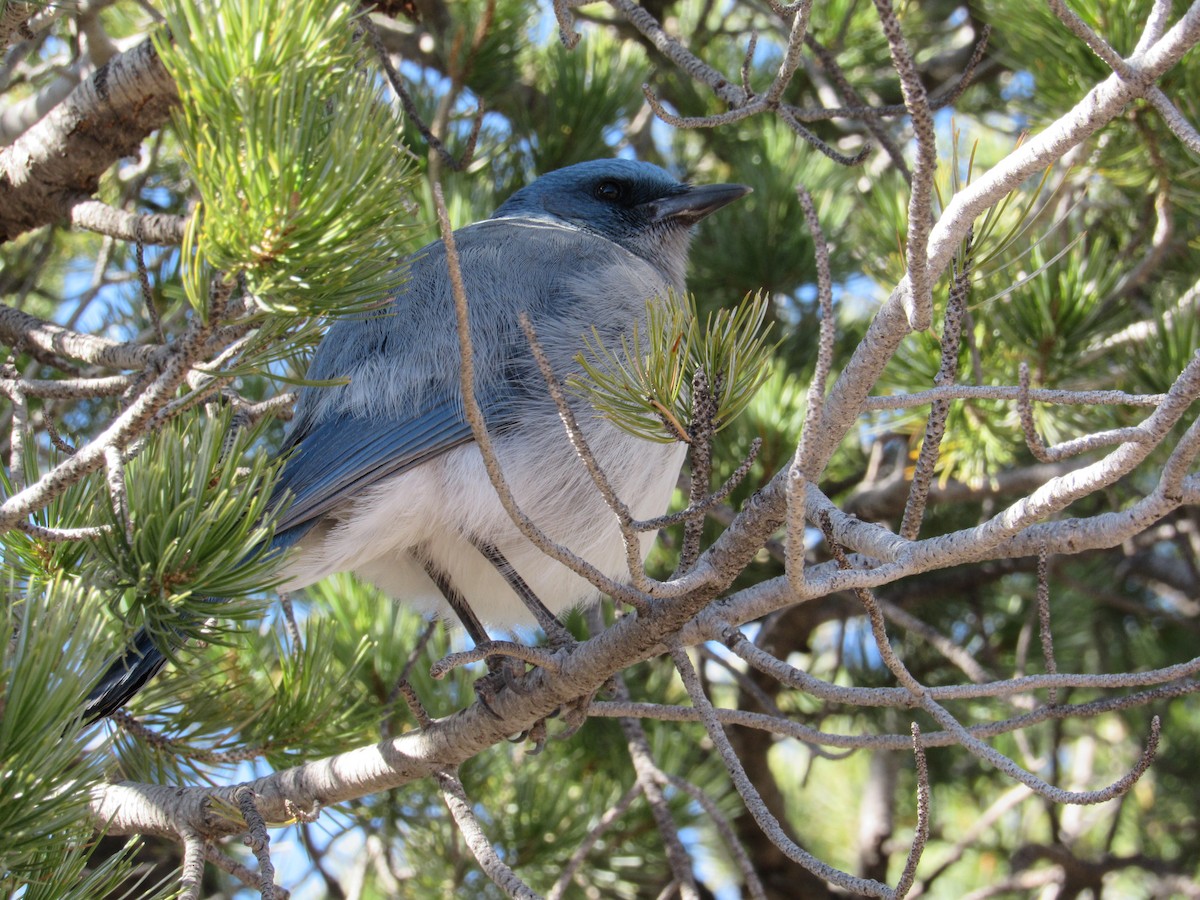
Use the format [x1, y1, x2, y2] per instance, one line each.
[570, 291, 777, 443]
[86, 409, 285, 651]
[156, 0, 419, 317]
[0, 580, 118, 886]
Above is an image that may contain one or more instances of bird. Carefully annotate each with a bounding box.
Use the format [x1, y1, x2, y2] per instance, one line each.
[84, 158, 750, 721]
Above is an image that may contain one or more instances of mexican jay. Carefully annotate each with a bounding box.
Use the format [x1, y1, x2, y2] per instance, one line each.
[85, 158, 749, 720]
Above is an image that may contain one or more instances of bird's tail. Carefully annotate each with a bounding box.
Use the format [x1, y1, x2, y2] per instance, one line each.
[82, 524, 310, 722]
[83, 628, 168, 723]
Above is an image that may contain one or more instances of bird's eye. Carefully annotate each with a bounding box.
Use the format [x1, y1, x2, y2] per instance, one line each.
[593, 180, 625, 202]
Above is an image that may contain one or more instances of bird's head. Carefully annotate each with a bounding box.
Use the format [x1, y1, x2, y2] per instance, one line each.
[492, 159, 750, 287]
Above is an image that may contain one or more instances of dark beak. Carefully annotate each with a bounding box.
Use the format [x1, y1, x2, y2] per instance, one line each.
[644, 183, 752, 226]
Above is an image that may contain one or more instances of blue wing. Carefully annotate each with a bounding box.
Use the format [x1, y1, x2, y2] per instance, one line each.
[268, 400, 482, 551]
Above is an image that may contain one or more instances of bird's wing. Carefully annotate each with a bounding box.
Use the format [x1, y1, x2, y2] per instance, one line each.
[267, 218, 665, 551]
[269, 400, 480, 549]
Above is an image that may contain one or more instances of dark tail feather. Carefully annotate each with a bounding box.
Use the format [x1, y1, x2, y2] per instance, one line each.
[82, 528, 310, 722]
[84, 628, 167, 723]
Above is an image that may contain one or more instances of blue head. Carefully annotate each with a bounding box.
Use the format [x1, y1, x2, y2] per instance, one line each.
[492, 159, 749, 286]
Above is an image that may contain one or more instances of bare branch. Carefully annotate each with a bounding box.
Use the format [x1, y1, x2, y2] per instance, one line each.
[899, 232, 972, 539]
[1036, 546, 1058, 706]
[659, 770, 769, 900]
[235, 787, 279, 900]
[614, 675, 700, 898]
[872, 0, 937, 329]
[0, 285, 223, 531]
[361, 15, 480, 171]
[609, 0, 748, 107]
[204, 843, 287, 896]
[437, 769, 543, 900]
[551, 0, 581, 49]
[669, 646, 896, 898]
[787, 186, 835, 592]
[0, 38, 178, 243]
[519, 312, 649, 592]
[893, 724, 931, 900]
[0, 301, 158, 370]
[430, 641, 564, 679]
[67, 196, 188, 244]
[864, 384, 1167, 411]
[591, 679, 1197, 752]
[179, 829, 206, 900]
[546, 783, 642, 900]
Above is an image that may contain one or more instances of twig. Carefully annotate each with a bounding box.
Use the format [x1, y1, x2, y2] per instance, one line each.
[763, 0, 814, 105]
[360, 16, 480, 170]
[873, 0, 937, 330]
[909, 784, 1032, 896]
[632, 438, 760, 531]
[134, 219, 165, 342]
[436, 769, 543, 900]
[609, 0, 747, 107]
[899, 232, 972, 540]
[796, 5, 1200, 494]
[384, 620, 438, 734]
[1037, 546, 1058, 706]
[546, 783, 642, 900]
[204, 843, 291, 898]
[614, 673, 700, 899]
[805, 34, 911, 180]
[14, 373, 134, 400]
[0, 301, 157, 370]
[590, 679, 1196, 752]
[739, 30, 757, 98]
[393, 680, 433, 729]
[519, 312, 649, 592]
[0, 362, 28, 491]
[677, 368, 717, 575]
[179, 829, 206, 900]
[235, 787, 279, 900]
[1044, 0, 1200, 154]
[429, 641, 564, 680]
[14, 339, 221, 537]
[114, 709, 273, 766]
[14, 520, 108, 541]
[1155, 402, 1200, 500]
[823, 513, 1164, 805]
[430, 178, 650, 610]
[777, 105, 873, 165]
[103, 444, 132, 542]
[657, 772, 768, 900]
[278, 594, 303, 659]
[668, 645, 896, 898]
[551, 0, 581, 48]
[67, 196, 187, 244]
[1018, 362, 1150, 462]
[893, 724, 931, 900]
[865, 384, 1167, 411]
[787, 186, 836, 592]
[878, 598, 992, 684]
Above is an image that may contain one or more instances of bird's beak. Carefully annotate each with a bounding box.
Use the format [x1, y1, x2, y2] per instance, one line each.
[643, 182, 752, 226]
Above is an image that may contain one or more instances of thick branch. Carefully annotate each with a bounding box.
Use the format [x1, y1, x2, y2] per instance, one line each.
[0, 38, 178, 243]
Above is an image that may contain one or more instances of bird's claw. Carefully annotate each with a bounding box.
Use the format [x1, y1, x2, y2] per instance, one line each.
[470, 647, 595, 748]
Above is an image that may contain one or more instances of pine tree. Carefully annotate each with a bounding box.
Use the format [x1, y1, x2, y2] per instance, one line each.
[1, 0, 1198, 896]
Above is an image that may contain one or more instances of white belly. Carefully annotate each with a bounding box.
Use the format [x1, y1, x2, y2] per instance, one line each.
[279, 422, 687, 630]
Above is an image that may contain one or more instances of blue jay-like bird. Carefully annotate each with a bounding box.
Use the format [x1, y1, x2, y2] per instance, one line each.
[85, 159, 749, 720]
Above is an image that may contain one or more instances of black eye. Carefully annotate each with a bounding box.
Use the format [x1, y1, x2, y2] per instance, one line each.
[593, 180, 625, 202]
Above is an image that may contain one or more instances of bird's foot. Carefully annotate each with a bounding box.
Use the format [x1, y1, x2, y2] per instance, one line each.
[466, 640, 596, 748]
[472, 653, 528, 718]
[506, 677, 604, 747]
